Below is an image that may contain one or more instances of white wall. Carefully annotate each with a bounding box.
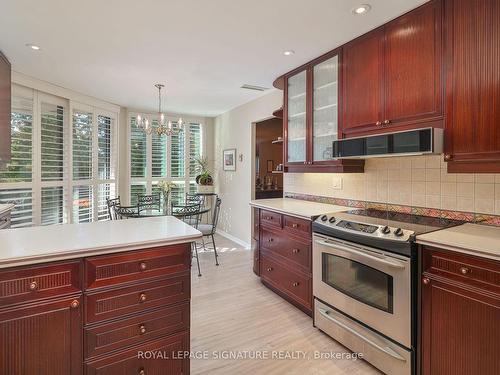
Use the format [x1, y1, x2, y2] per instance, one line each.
[213, 90, 282, 246]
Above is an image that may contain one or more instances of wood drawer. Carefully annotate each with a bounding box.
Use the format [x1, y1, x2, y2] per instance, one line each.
[85, 301, 189, 359]
[85, 273, 190, 324]
[260, 254, 311, 310]
[260, 228, 311, 272]
[85, 243, 191, 290]
[423, 247, 500, 294]
[283, 215, 311, 236]
[0, 260, 82, 307]
[260, 209, 282, 228]
[85, 332, 189, 375]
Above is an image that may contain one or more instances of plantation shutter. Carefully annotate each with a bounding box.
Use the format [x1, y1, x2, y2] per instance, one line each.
[170, 124, 185, 178]
[152, 130, 167, 178]
[73, 110, 93, 180]
[188, 123, 202, 177]
[130, 117, 147, 178]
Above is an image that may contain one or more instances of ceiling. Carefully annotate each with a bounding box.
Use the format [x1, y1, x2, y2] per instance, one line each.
[0, 0, 427, 117]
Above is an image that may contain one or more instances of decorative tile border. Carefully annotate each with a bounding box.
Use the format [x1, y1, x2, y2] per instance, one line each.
[284, 192, 500, 227]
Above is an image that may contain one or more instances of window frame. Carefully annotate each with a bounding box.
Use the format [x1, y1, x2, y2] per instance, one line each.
[127, 111, 205, 205]
[0, 84, 119, 227]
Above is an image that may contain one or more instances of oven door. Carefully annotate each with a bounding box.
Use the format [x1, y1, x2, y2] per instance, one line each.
[313, 234, 411, 348]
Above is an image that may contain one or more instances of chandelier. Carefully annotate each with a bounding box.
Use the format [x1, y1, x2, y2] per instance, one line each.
[136, 84, 184, 136]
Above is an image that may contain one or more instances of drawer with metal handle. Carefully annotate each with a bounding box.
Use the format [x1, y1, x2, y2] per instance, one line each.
[314, 299, 411, 375]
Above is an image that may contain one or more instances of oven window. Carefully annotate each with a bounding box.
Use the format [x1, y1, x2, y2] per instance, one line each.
[322, 253, 393, 313]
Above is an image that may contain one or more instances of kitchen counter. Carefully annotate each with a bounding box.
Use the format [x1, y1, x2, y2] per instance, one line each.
[0, 216, 202, 268]
[250, 198, 348, 220]
[0, 203, 14, 215]
[416, 223, 500, 261]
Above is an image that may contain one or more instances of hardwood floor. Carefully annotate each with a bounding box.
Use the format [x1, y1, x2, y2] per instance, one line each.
[191, 234, 381, 374]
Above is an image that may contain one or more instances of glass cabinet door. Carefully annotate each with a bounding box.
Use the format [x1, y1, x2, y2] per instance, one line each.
[286, 70, 307, 163]
[312, 55, 338, 162]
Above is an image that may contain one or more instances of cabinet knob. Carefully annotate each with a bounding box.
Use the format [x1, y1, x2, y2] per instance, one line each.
[266, 267, 273, 272]
[265, 216, 272, 220]
[268, 238, 274, 242]
[292, 248, 300, 254]
[139, 293, 147, 302]
[139, 324, 147, 334]
[460, 267, 470, 275]
[70, 299, 80, 309]
[292, 282, 299, 287]
[376, 121, 382, 126]
[138, 368, 146, 375]
[292, 223, 298, 228]
[383, 119, 390, 125]
[140, 262, 147, 271]
[444, 154, 453, 161]
[29, 281, 38, 291]
[422, 277, 430, 285]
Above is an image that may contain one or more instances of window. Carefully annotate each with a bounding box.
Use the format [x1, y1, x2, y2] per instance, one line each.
[129, 117, 203, 206]
[0, 85, 118, 228]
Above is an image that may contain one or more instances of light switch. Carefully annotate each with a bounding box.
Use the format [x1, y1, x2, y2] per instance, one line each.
[332, 176, 343, 190]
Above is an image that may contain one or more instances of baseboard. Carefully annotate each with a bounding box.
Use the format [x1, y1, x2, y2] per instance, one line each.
[215, 229, 251, 249]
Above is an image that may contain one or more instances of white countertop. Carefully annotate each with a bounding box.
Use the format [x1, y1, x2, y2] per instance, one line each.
[416, 223, 500, 261]
[250, 198, 349, 220]
[0, 203, 14, 215]
[0, 216, 202, 269]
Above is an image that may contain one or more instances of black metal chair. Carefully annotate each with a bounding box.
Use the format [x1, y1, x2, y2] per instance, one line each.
[138, 193, 161, 212]
[114, 204, 140, 219]
[197, 197, 222, 266]
[106, 197, 121, 220]
[172, 202, 203, 277]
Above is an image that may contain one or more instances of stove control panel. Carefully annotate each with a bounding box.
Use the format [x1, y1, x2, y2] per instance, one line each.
[313, 213, 414, 242]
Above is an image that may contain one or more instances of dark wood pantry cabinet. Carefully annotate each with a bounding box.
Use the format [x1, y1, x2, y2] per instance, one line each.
[342, 0, 443, 137]
[443, 0, 500, 172]
[420, 247, 500, 375]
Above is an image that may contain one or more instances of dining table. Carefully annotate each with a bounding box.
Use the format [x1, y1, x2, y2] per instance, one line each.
[115, 205, 210, 219]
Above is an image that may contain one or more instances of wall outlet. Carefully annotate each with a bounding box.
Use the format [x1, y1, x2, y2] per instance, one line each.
[332, 176, 343, 190]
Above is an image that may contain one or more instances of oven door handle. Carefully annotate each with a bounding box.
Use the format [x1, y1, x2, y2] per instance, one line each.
[318, 307, 407, 362]
[314, 239, 406, 269]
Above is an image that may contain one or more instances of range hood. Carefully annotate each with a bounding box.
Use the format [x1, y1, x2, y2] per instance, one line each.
[333, 128, 443, 159]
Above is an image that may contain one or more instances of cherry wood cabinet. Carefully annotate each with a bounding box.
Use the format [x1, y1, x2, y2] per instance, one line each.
[0, 295, 83, 374]
[443, 0, 500, 172]
[342, 0, 443, 137]
[0, 50, 11, 168]
[255, 208, 313, 315]
[0, 244, 192, 375]
[283, 51, 364, 173]
[420, 246, 500, 375]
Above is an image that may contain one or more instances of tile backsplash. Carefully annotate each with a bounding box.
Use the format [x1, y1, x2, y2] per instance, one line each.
[284, 155, 500, 215]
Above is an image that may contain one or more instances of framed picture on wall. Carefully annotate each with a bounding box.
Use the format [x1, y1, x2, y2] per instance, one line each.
[223, 148, 236, 171]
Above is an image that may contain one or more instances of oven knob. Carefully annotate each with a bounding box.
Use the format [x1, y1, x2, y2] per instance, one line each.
[394, 228, 404, 237]
[381, 226, 391, 234]
[321, 215, 328, 222]
[329, 216, 336, 223]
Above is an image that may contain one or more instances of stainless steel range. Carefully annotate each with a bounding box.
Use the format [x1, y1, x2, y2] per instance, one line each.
[312, 209, 464, 375]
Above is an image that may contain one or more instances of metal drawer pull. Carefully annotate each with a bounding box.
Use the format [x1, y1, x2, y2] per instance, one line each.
[139, 293, 147, 302]
[139, 324, 147, 334]
[315, 239, 406, 269]
[422, 277, 430, 285]
[266, 267, 273, 272]
[29, 281, 38, 291]
[140, 262, 147, 270]
[70, 299, 80, 309]
[138, 368, 146, 375]
[265, 216, 272, 220]
[292, 248, 300, 254]
[292, 282, 299, 287]
[460, 267, 470, 275]
[318, 308, 406, 362]
[292, 223, 299, 228]
[268, 238, 274, 242]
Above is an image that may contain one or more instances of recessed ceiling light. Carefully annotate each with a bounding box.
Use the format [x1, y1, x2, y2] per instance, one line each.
[25, 43, 41, 50]
[283, 50, 295, 56]
[352, 4, 371, 15]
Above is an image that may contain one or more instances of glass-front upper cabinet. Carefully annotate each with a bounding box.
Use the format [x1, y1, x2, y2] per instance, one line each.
[312, 55, 338, 162]
[286, 70, 307, 163]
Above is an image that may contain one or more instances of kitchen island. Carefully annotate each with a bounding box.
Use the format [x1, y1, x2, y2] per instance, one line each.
[0, 216, 201, 375]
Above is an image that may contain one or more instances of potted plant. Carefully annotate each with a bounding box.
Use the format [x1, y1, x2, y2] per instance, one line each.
[192, 155, 214, 193]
